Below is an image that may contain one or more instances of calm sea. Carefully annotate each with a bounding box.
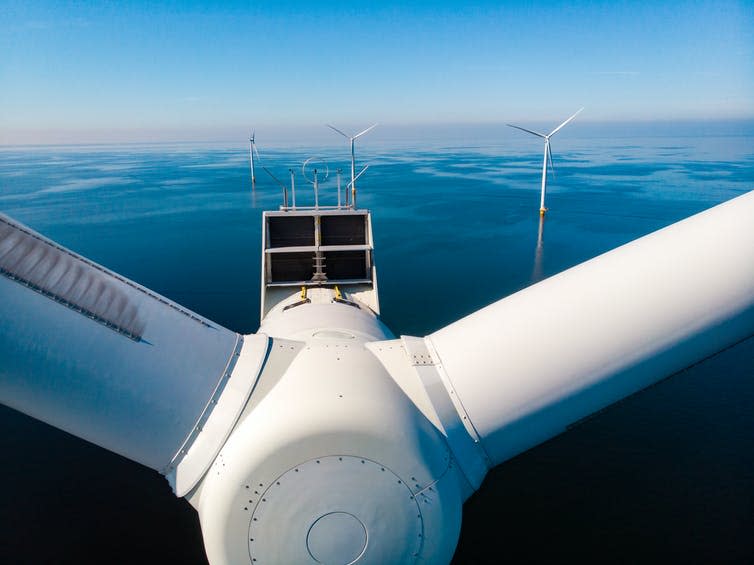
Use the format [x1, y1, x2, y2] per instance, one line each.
[1, 129, 753, 563]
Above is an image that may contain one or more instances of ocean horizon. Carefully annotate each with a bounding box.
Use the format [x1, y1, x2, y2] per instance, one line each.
[3, 118, 754, 148]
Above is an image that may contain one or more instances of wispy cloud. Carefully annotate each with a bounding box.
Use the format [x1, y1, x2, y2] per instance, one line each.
[590, 71, 640, 76]
[467, 64, 512, 72]
[22, 18, 89, 31]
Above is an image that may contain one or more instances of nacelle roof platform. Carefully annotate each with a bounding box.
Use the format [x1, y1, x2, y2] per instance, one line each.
[261, 207, 379, 319]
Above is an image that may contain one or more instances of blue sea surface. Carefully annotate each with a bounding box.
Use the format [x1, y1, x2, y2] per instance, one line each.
[1, 131, 753, 563]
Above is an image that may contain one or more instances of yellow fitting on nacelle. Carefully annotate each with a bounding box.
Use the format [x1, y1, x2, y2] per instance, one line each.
[334, 285, 342, 300]
[300, 286, 307, 300]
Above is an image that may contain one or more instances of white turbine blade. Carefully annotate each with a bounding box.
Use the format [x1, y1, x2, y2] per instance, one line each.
[326, 124, 350, 139]
[250, 131, 262, 161]
[547, 143, 555, 179]
[506, 123, 546, 138]
[261, 165, 288, 190]
[422, 191, 754, 471]
[353, 123, 378, 139]
[548, 107, 583, 137]
[0, 214, 269, 496]
[346, 164, 370, 188]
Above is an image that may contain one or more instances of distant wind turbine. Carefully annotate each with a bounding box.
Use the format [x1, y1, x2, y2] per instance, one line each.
[507, 108, 583, 216]
[326, 123, 377, 209]
[249, 131, 259, 187]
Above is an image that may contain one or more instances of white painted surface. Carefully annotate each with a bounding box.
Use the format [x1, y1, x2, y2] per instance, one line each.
[429, 190, 754, 467]
[197, 329, 463, 565]
[260, 287, 393, 342]
[366, 336, 490, 492]
[169, 334, 270, 497]
[0, 216, 245, 472]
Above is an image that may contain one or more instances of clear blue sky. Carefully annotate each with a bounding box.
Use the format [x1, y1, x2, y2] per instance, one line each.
[1, 1, 752, 143]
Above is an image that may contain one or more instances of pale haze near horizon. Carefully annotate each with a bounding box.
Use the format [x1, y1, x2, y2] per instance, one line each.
[1, 1, 752, 145]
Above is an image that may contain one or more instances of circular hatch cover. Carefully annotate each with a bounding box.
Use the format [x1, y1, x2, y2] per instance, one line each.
[248, 456, 423, 564]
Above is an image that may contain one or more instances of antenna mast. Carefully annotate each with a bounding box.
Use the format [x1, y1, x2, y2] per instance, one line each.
[260, 165, 289, 208]
[326, 123, 377, 209]
[302, 157, 330, 210]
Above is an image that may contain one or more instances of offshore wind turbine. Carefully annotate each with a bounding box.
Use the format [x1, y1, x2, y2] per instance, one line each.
[326, 123, 377, 209]
[248, 131, 258, 187]
[508, 108, 583, 216]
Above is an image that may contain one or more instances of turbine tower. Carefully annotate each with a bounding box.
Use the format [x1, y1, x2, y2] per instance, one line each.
[326, 123, 377, 209]
[248, 131, 258, 187]
[508, 108, 583, 216]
